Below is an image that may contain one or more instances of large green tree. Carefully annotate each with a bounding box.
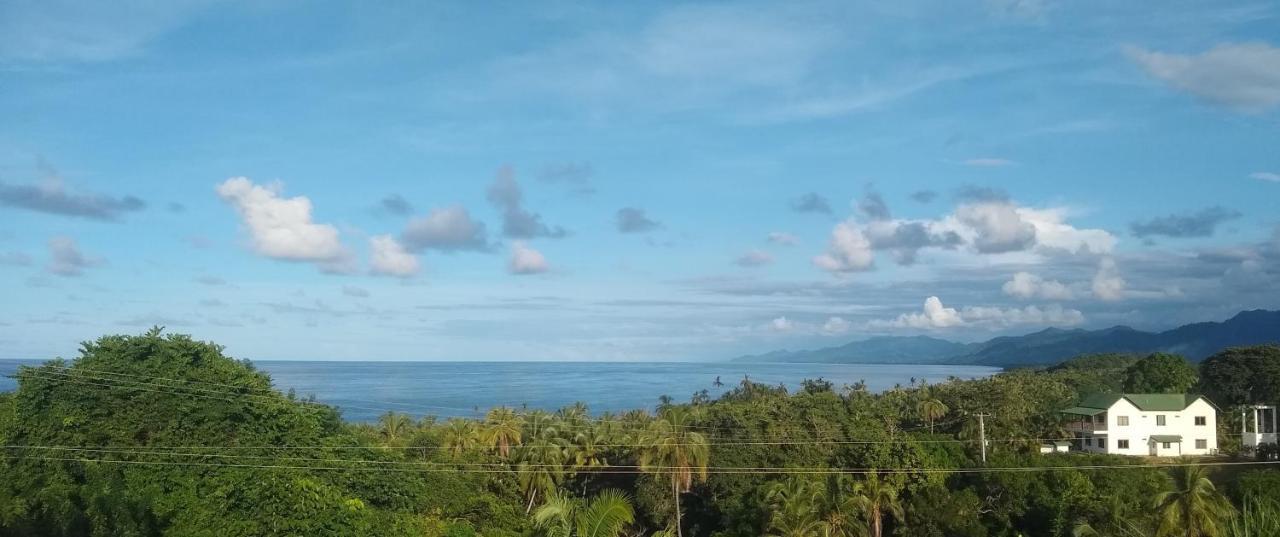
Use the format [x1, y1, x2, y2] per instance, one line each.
[639, 407, 710, 537]
[1199, 346, 1280, 407]
[1124, 353, 1199, 393]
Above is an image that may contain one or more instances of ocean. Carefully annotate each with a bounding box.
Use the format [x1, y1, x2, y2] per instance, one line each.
[0, 359, 999, 422]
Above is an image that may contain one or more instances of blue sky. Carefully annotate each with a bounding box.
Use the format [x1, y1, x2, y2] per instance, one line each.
[1, 0, 1278, 361]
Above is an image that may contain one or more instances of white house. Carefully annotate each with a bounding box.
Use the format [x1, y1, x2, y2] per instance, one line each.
[1062, 394, 1218, 456]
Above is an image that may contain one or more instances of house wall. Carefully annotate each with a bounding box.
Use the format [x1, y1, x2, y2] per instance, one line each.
[1098, 398, 1217, 456]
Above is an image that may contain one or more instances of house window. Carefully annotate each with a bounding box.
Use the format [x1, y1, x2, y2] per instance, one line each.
[1085, 437, 1093, 446]
[1196, 439, 1207, 449]
[1097, 438, 1106, 449]
[1195, 416, 1206, 426]
[1162, 442, 1172, 449]
[1118, 440, 1130, 449]
[1156, 415, 1167, 426]
[1118, 416, 1130, 426]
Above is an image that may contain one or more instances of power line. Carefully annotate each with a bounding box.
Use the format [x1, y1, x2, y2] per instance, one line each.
[3, 452, 1276, 475]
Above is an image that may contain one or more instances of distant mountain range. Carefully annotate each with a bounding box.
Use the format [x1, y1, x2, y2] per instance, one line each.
[732, 309, 1280, 367]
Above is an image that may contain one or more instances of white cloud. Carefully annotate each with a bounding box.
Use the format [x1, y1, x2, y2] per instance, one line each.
[954, 202, 1037, 254]
[509, 241, 549, 275]
[1091, 257, 1127, 301]
[735, 249, 774, 267]
[215, 178, 351, 270]
[767, 232, 799, 246]
[963, 157, 1016, 167]
[1017, 206, 1117, 255]
[1127, 42, 1280, 112]
[813, 220, 875, 273]
[369, 235, 421, 278]
[401, 206, 490, 252]
[875, 295, 1083, 330]
[1002, 271, 1074, 300]
[1250, 171, 1280, 182]
[821, 316, 851, 335]
[47, 236, 99, 277]
[770, 316, 794, 332]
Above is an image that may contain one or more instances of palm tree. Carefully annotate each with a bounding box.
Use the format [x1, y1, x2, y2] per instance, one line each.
[639, 407, 710, 537]
[1153, 464, 1236, 537]
[442, 418, 478, 457]
[533, 490, 635, 537]
[519, 426, 569, 512]
[916, 399, 948, 434]
[378, 411, 412, 443]
[484, 406, 524, 459]
[765, 478, 826, 537]
[850, 472, 903, 537]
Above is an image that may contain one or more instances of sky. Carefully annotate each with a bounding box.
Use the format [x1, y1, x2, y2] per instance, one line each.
[0, 0, 1278, 362]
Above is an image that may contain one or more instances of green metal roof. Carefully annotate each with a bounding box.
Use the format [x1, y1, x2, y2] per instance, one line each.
[1149, 435, 1183, 442]
[1062, 406, 1106, 416]
[1069, 393, 1211, 412]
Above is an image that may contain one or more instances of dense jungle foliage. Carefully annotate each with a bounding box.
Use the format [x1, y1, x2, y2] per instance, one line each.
[1, 329, 1278, 537]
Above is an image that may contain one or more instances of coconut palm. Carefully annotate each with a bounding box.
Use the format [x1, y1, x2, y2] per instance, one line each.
[442, 418, 478, 457]
[850, 472, 903, 537]
[638, 406, 710, 537]
[484, 406, 524, 459]
[1153, 464, 1236, 537]
[916, 399, 948, 434]
[518, 429, 569, 512]
[765, 478, 826, 537]
[533, 489, 635, 537]
[378, 411, 412, 443]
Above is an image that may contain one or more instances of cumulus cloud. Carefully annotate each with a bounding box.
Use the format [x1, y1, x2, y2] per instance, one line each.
[487, 166, 567, 239]
[1251, 171, 1280, 182]
[378, 194, 414, 216]
[1, 162, 144, 221]
[863, 219, 963, 265]
[616, 207, 661, 233]
[1002, 272, 1074, 300]
[770, 316, 794, 332]
[509, 241, 550, 274]
[955, 201, 1037, 253]
[215, 178, 351, 271]
[963, 157, 1016, 167]
[1017, 207, 1117, 255]
[1126, 42, 1280, 112]
[1092, 257, 1126, 301]
[47, 236, 99, 277]
[734, 249, 774, 267]
[813, 220, 875, 273]
[790, 192, 832, 214]
[369, 235, 421, 277]
[401, 206, 490, 252]
[767, 232, 799, 246]
[1129, 206, 1242, 238]
[821, 316, 851, 335]
[875, 295, 1083, 330]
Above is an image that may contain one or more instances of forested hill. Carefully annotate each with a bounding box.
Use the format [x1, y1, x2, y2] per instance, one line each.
[734, 309, 1280, 366]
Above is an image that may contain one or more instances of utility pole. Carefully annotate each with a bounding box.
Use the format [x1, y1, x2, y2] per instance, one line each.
[975, 413, 990, 464]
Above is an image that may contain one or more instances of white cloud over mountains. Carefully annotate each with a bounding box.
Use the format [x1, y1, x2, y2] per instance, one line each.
[815, 191, 1116, 275]
[873, 296, 1084, 330]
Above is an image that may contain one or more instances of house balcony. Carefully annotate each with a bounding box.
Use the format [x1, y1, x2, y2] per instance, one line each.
[1067, 421, 1107, 433]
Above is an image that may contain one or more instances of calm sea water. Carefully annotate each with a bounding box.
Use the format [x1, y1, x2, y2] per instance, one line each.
[0, 359, 999, 422]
